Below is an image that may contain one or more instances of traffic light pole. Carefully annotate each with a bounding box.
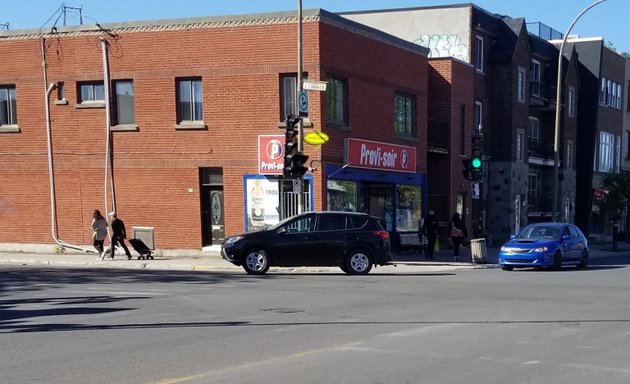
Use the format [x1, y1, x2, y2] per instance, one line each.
[297, 0, 305, 214]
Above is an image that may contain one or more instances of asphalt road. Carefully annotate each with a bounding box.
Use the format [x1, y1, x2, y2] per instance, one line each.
[2, 253, 630, 384]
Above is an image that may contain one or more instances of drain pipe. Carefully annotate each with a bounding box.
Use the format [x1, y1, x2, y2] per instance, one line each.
[101, 38, 116, 220]
[41, 36, 94, 253]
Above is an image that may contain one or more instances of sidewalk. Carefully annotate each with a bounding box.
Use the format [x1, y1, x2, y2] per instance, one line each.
[0, 245, 495, 274]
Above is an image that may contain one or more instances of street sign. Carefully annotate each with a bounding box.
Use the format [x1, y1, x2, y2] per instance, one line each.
[298, 91, 308, 117]
[292, 178, 302, 193]
[304, 131, 329, 146]
[303, 80, 328, 91]
[471, 182, 480, 199]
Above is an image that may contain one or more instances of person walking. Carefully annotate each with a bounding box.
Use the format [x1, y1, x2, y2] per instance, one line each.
[91, 209, 109, 259]
[449, 212, 467, 262]
[109, 212, 132, 260]
[421, 209, 439, 260]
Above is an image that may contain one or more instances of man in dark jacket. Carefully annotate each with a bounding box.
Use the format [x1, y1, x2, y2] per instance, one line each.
[109, 212, 132, 260]
[421, 209, 439, 260]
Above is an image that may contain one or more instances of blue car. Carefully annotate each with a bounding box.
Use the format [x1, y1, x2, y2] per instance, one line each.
[498, 222, 589, 271]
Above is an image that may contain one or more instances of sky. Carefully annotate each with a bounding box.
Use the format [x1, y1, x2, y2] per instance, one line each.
[2, 0, 629, 54]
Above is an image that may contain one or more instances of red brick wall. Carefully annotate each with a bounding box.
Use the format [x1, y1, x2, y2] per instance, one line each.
[427, 58, 474, 226]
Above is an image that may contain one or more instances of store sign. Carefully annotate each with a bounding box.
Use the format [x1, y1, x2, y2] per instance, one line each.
[345, 138, 416, 173]
[258, 135, 284, 175]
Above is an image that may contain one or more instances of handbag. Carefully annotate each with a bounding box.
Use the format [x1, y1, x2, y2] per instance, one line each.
[450, 228, 464, 238]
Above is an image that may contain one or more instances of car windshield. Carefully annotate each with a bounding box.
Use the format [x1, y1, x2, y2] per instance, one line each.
[519, 225, 561, 239]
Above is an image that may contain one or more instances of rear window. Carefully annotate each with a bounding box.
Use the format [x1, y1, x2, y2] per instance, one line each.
[350, 216, 383, 231]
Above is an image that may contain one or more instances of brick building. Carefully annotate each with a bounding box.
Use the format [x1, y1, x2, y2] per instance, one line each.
[0, 10, 443, 252]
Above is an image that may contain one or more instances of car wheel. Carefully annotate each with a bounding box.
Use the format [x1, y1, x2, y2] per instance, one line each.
[552, 252, 562, 271]
[345, 249, 373, 275]
[577, 250, 589, 269]
[242, 248, 270, 275]
[500, 265, 514, 271]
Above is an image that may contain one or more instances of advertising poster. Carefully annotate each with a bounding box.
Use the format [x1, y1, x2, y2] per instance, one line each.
[246, 177, 280, 231]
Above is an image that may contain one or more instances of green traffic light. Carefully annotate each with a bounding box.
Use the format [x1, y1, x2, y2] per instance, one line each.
[471, 157, 482, 168]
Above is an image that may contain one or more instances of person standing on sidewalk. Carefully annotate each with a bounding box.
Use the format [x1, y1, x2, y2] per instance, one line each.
[109, 212, 132, 260]
[91, 209, 109, 258]
[449, 212, 467, 262]
[421, 209, 439, 260]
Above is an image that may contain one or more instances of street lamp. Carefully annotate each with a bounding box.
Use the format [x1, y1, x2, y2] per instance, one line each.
[552, 0, 608, 222]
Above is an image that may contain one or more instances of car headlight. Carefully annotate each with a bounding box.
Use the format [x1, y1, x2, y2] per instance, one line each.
[500, 246, 509, 252]
[224, 236, 244, 245]
[532, 246, 549, 252]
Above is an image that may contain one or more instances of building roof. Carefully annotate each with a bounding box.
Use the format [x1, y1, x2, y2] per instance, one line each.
[0, 8, 428, 56]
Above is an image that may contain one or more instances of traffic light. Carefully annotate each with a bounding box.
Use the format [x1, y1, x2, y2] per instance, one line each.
[462, 158, 473, 180]
[284, 115, 308, 177]
[287, 152, 310, 177]
[471, 135, 482, 181]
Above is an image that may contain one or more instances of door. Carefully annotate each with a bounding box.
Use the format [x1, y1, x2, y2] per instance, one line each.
[368, 184, 394, 232]
[200, 168, 225, 247]
[201, 188, 225, 246]
[271, 213, 317, 266]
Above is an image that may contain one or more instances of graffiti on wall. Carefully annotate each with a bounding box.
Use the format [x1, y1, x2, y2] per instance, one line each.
[414, 34, 468, 60]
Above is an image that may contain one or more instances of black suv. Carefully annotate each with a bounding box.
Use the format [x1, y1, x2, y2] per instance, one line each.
[221, 211, 392, 275]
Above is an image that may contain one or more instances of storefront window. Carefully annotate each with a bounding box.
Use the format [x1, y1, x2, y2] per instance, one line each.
[327, 180, 357, 211]
[396, 185, 421, 232]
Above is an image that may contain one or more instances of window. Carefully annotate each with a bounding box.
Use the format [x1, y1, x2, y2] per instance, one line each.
[529, 117, 540, 144]
[616, 135, 621, 171]
[566, 140, 574, 169]
[279, 73, 309, 119]
[517, 67, 526, 102]
[176, 78, 203, 123]
[0, 85, 17, 126]
[475, 36, 484, 72]
[113, 80, 135, 125]
[625, 130, 630, 160]
[78, 81, 104, 103]
[528, 174, 538, 207]
[396, 185, 421, 232]
[318, 214, 348, 231]
[531, 60, 541, 96]
[283, 215, 313, 233]
[568, 86, 575, 117]
[606, 79, 612, 106]
[326, 76, 348, 125]
[627, 81, 630, 111]
[327, 180, 357, 212]
[617, 83, 623, 110]
[394, 92, 416, 137]
[516, 129, 524, 162]
[599, 77, 607, 105]
[599, 131, 614, 173]
[474, 101, 483, 135]
[57, 82, 65, 101]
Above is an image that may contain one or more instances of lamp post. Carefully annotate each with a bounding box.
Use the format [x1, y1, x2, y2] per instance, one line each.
[552, 0, 607, 222]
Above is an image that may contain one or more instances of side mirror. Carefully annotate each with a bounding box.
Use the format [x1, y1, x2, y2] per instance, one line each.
[510, 234, 516, 240]
[562, 234, 571, 240]
[277, 227, 288, 235]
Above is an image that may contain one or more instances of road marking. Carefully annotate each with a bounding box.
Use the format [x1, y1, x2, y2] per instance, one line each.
[148, 341, 362, 383]
[146, 374, 203, 384]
